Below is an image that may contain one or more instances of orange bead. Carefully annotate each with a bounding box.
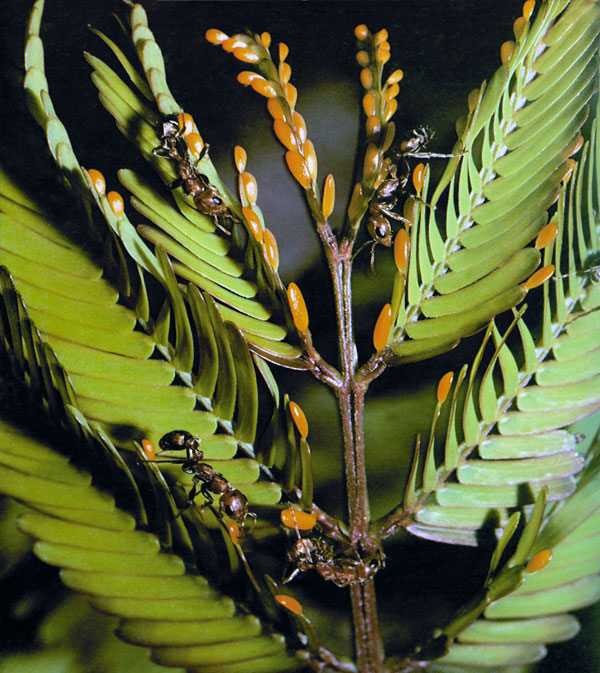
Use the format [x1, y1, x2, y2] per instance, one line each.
[513, 16, 527, 40]
[88, 169, 106, 195]
[521, 264, 555, 291]
[292, 112, 307, 143]
[437, 371, 454, 404]
[177, 112, 194, 135]
[241, 172, 258, 205]
[467, 88, 481, 113]
[354, 24, 369, 41]
[412, 163, 425, 194]
[260, 32, 271, 49]
[284, 83, 298, 109]
[347, 183, 363, 220]
[288, 401, 309, 438]
[375, 29, 388, 44]
[383, 98, 397, 123]
[186, 132, 204, 158]
[287, 282, 309, 332]
[275, 594, 303, 614]
[561, 158, 576, 185]
[237, 71, 262, 86]
[222, 37, 249, 52]
[366, 115, 382, 140]
[242, 207, 263, 242]
[356, 50, 370, 67]
[233, 46, 262, 63]
[279, 62, 292, 84]
[280, 508, 316, 530]
[535, 222, 558, 249]
[279, 42, 289, 62]
[107, 191, 124, 217]
[267, 97, 286, 120]
[273, 119, 299, 151]
[363, 92, 377, 117]
[360, 68, 373, 90]
[205, 28, 229, 44]
[227, 522, 240, 545]
[387, 69, 404, 84]
[373, 303, 392, 352]
[322, 174, 335, 218]
[263, 228, 279, 270]
[363, 143, 380, 179]
[285, 151, 312, 189]
[304, 141, 318, 182]
[251, 77, 278, 98]
[386, 82, 400, 102]
[526, 549, 552, 573]
[234, 146, 247, 173]
[501, 40, 515, 64]
[394, 228, 410, 271]
[522, 0, 535, 20]
[141, 439, 155, 460]
[376, 48, 391, 65]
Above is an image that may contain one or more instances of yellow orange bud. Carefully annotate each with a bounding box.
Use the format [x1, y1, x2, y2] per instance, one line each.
[363, 143, 380, 179]
[284, 83, 298, 109]
[535, 222, 558, 249]
[242, 207, 263, 242]
[375, 29, 388, 44]
[88, 169, 106, 195]
[108, 191, 124, 217]
[275, 594, 302, 614]
[412, 163, 425, 194]
[322, 174, 335, 218]
[285, 151, 312, 189]
[260, 32, 271, 48]
[289, 401, 309, 438]
[279, 42, 289, 62]
[363, 92, 377, 117]
[501, 40, 515, 64]
[227, 522, 240, 545]
[241, 172, 258, 205]
[387, 69, 404, 84]
[281, 508, 316, 530]
[356, 50, 369, 67]
[234, 146, 247, 173]
[186, 132, 204, 158]
[141, 439, 155, 460]
[237, 71, 262, 86]
[522, 0, 535, 20]
[521, 264, 555, 291]
[376, 48, 391, 65]
[222, 37, 249, 52]
[526, 549, 552, 574]
[386, 82, 400, 102]
[292, 112, 307, 143]
[360, 68, 373, 90]
[177, 112, 194, 135]
[366, 115, 382, 140]
[437, 371, 454, 404]
[513, 16, 527, 40]
[274, 119, 299, 151]
[304, 141, 318, 182]
[251, 77, 278, 98]
[394, 228, 410, 271]
[263, 228, 279, 270]
[347, 183, 363, 220]
[354, 24, 369, 40]
[233, 46, 262, 63]
[383, 98, 397, 123]
[373, 303, 392, 352]
[205, 28, 228, 44]
[280, 62, 292, 84]
[287, 282, 309, 332]
[267, 97, 286, 120]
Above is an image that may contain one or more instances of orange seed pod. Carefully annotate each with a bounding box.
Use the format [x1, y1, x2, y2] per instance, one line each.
[279, 42, 289, 62]
[88, 169, 106, 195]
[412, 163, 425, 193]
[285, 151, 312, 189]
[298, 142, 316, 183]
[535, 221, 558, 249]
[281, 508, 316, 530]
[373, 303, 393, 352]
[242, 207, 263, 242]
[513, 16, 527, 39]
[241, 172, 258, 205]
[222, 37, 248, 52]
[186, 132, 204, 158]
[287, 282, 309, 332]
[275, 594, 303, 614]
[233, 46, 262, 63]
[263, 228, 279, 270]
[280, 62, 292, 84]
[260, 32, 271, 48]
[376, 48, 391, 65]
[375, 29, 388, 44]
[387, 69, 404, 84]
[363, 143, 380, 179]
[237, 71, 262, 86]
[366, 115, 382, 140]
[228, 522, 240, 545]
[322, 174, 335, 218]
[522, 0, 535, 20]
[360, 68, 373, 90]
[501, 40, 515, 64]
[288, 401, 309, 438]
[251, 77, 278, 98]
[521, 264, 555, 291]
[347, 183, 363, 220]
[292, 112, 307, 143]
[437, 371, 454, 404]
[234, 146, 247, 173]
[394, 228, 410, 271]
[526, 549, 552, 573]
[386, 82, 400, 102]
[177, 112, 194, 135]
[274, 119, 299, 151]
[363, 92, 377, 117]
[141, 439, 155, 460]
[356, 50, 369, 67]
[108, 191, 124, 217]
[267, 97, 286, 120]
[383, 98, 397, 122]
[354, 24, 369, 41]
[205, 28, 229, 44]
[284, 83, 298, 109]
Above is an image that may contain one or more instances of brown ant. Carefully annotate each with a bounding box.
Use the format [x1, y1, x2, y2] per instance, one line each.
[156, 430, 256, 531]
[153, 115, 233, 233]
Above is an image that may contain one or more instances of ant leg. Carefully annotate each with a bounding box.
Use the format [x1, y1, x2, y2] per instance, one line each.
[243, 512, 257, 534]
[192, 143, 210, 165]
[168, 178, 183, 190]
[404, 151, 466, 159]
[370, 242, 378, 276]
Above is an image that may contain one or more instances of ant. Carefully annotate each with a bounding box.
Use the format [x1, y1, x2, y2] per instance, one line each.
[362, 126, 460, 272]
[153, 115, 233, 233]
[155, 430, 256, 531]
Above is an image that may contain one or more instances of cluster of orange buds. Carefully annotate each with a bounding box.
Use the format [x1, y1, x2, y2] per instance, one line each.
[88, 168, 126, 219]
[206, 28, 319, 195]
[232, 145, 280, 271]
[177, 112, 205, 159]
[501, 0, 536, 64]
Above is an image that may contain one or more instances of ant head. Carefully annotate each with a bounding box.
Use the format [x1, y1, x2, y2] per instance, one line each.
[159, 116, 180, 138]
[159, 430, 202, 459]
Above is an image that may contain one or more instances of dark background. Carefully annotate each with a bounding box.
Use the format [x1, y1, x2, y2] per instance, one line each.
[1, 1, 598, 671]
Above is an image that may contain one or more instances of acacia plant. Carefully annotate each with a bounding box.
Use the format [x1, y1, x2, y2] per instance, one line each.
[1, 1, 599, 672]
